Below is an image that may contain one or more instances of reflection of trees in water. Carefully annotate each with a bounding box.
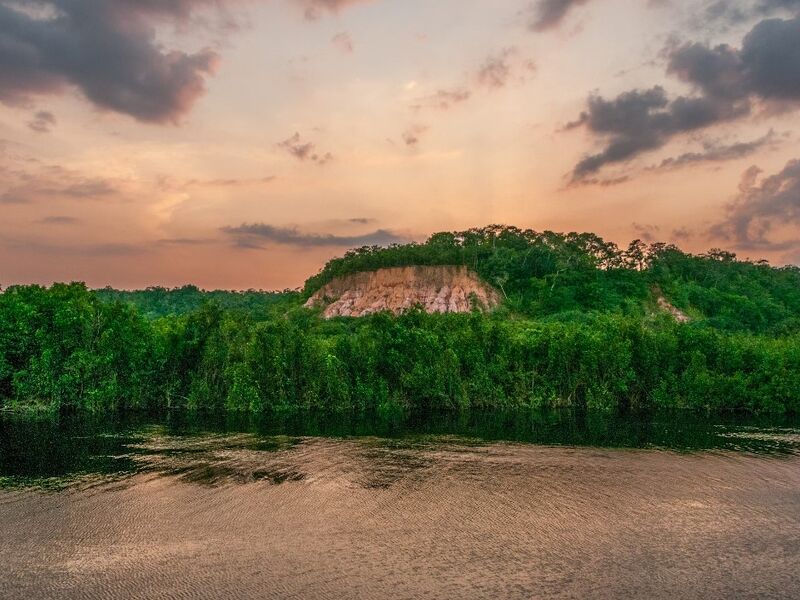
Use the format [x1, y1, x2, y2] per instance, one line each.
[1, 410, 799, 491]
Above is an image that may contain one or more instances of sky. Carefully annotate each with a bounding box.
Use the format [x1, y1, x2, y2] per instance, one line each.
[1, 0, 800, 290]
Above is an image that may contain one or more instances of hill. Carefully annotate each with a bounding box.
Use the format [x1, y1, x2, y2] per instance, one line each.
[304, 225, 800, 335]
[2, 225, 799, 416]
[304, 265, 500, 317]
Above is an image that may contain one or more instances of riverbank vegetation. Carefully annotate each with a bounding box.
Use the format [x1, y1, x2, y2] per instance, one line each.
[2, 226, 799, 415]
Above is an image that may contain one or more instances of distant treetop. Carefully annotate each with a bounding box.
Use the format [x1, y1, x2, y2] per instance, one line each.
[302, 225, 800, 334]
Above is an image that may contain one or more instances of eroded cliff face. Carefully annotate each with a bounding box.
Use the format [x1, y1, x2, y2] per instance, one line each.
[304, 265, 501, 318]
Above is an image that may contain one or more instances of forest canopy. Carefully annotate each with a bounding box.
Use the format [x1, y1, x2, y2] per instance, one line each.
[2, 226, 799, 416]
[305, 226, 800, 335]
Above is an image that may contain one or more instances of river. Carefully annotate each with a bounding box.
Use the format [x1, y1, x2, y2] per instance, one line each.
[1, 411, 799, 599]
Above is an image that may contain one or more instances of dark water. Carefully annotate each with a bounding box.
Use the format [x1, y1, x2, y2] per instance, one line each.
[1, 410, 799, 599]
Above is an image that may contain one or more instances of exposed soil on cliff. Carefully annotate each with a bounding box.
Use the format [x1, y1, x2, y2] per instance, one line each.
[304, 265, 501, 318]
[652, 286, 691, 323]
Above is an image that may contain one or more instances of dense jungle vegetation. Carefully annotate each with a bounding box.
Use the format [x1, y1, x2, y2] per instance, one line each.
[2, 226, 799, 415]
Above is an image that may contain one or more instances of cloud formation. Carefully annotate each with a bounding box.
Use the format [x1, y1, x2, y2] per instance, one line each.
[702, 0, 800, 25]
[631, 222, 661, 242]
[157, 237, 212, 246]
[411, 88, 472, 111]
[669, 16, 800, 103]
[27, 110, 56, 133]
[476, 48, 536, 89]
[2, 236, 145, 257]
[412, 47, 534, 112]
[568, 15, 800, 182]
[567, 86, 744, 181]
[527, 0, 592, 32]
[1, 172, 117, 204]
[331, 31, 354, 53]
[297, 0, 371, 20]
[653, 130, 779, 171]
[155, 174, 276, 193]
[37, 215, 79, 225]
[402, 124, 428, 147]
[0, 0, 221, 123]
[221, 223, 406, 248]
[711, 159, 800, 251]
[277, 132, 333, 165]
[185, 176, 276, 188]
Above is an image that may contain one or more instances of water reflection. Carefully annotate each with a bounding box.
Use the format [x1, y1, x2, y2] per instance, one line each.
[1, 410, 799, 599]
[1, 410, 799, 491]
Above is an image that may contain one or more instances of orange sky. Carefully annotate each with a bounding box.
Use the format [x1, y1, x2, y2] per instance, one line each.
[1, 0, 799, 290]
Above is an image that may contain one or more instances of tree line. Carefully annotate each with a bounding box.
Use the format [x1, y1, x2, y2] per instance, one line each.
[304, 226, 800, 335]
[1, 226, 799, 415]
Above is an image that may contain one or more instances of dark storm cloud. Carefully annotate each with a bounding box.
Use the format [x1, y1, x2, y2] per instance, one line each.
[27, 110, 56, 133]
[702, 0, 800, 25]
[0, 0, 220, 123]
[666, 43, 746, 101]
[277, 133, 333, 165]
[527, 0, 592, 31]
[653, 131, 778, 170]
[739, 16, 800, 101]
[567, 86, 745, 181]
[759, 0, 800, 10]
[221, 223, 406, 248]
[711, 159, 800, 251]
[568, 15, 800, 182]
[669, 17, 800, 102]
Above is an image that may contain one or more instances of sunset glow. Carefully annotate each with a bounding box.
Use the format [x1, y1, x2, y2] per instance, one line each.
[2, 0, 800, 289]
